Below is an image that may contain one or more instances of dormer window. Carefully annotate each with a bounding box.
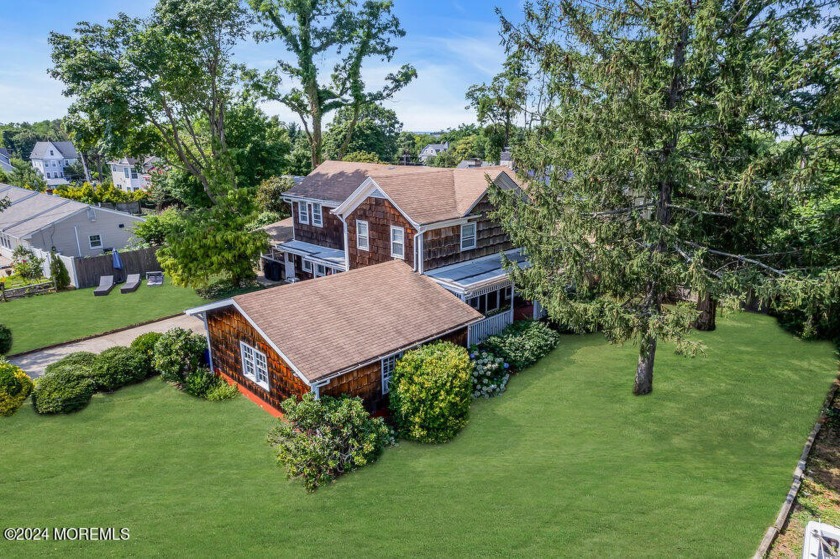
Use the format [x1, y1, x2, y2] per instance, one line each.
[298, 202, 309, 224]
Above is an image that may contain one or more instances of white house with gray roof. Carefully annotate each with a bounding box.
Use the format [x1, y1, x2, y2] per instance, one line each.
[0, 149, 13, 176]
[0, 183, 144, 261]
[29, 141, 80, 186]
[419, 141, 449, 163]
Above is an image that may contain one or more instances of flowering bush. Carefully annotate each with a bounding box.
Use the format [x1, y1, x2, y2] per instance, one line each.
[389, 342, 474, 443]
[482, 320, 560, 372]
[268, 393, 392, 492]
[11, 246, 45, 281]
[469, 349, 510, 398]
[0, 360, 33, 417]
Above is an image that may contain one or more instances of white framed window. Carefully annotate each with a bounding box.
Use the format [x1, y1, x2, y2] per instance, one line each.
[315, 263, 327, 277]
[356, 220, 369, 251]
[89, 234, 103, 249]
[310, 203, 323, 227]
[460, 223, 477, 251]
[390, 226, 405, 259]
[124, 167, 130, 178]
[298, 202, 309, 224]
[381, 351, 404, 395]
[240, 341, 269, 390]
[302, 259, 313, 273]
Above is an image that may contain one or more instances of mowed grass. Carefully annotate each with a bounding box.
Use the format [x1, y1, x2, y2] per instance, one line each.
[0, 312, 836, 558]
[0, 282, 205, 354]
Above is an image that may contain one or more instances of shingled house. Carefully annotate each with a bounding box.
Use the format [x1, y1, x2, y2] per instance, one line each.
[188, 261, 483, 413]
[262, 161, 540, 346]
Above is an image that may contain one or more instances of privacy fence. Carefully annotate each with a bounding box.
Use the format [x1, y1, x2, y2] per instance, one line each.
[31, 246, 160, 289]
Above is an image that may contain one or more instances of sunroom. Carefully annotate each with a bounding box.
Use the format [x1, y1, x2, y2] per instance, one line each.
[424, 248, 537, 345]
[264, 239, 347, 282]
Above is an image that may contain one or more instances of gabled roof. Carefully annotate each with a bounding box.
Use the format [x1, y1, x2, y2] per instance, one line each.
[194, 261, 483, 384]
[285, 160, 437, 204]
[335, 166, 521, 226]
[0, 183, 88, 238]
[29, 141, 79, 160]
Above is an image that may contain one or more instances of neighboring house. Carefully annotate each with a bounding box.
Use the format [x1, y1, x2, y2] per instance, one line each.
[0, 183, 144, 260]
[0, 148, 14, 175]
[109, 157, 159, 192]
[29, 141, 79, 186]
[419, 141, 449, 163]
[187, 260, 483, 412]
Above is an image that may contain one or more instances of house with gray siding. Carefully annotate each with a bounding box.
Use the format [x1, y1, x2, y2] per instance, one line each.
[0, 183, 144, 261]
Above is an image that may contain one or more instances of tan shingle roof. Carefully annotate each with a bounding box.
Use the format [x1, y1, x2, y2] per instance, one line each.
[233, 261, 483, 382]
[287, 160, 436, 203]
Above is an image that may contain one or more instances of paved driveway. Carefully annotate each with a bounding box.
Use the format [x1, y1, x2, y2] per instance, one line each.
[9, 314, 205, 378]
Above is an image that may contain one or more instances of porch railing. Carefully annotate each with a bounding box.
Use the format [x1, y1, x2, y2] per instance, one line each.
[468, 311, 513, 346]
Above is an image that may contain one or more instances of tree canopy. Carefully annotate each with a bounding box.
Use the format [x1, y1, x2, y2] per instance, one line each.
[323, 103, 402, 162]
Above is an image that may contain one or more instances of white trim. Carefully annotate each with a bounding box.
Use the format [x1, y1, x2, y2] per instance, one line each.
[390, 225, 405, 259]
[380, 351, 404, 395]
[460, 222, 477, 251]
[297, 201, 309, 224]
[310, 202, 323, 227]
[185, 299, 235, 316]
[88, 234, 103, 249]
[240, 340, 270, 391]
[356, 219, 369, 251]
[283, 195, 344, 207]
[302, 259, 313, 273]
[332, 177, 422, 229]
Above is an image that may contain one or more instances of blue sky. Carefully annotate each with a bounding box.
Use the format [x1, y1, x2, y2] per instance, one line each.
[0, 0, 524, 131]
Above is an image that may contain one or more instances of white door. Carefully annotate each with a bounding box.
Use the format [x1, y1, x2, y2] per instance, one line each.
[284, 253, 295, 280]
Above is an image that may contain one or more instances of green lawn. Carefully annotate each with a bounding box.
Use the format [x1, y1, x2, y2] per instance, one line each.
[1, 282, 205, 354]
[0, 312, 836, 558]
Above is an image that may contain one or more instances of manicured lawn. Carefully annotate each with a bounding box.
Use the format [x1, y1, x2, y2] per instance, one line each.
[0, 312, 836, 558]
[0, 282, 205, 354]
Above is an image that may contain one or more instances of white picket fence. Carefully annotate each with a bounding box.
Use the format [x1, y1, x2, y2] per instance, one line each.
[468, 311, 514, 346]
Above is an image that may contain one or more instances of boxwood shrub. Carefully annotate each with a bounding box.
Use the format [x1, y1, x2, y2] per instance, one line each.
[153, 328, 207, 383]
[89, 346, 150, 392]
[268, 393, 392, 491]
[0, 324, 12, 355]
[0, 360, 33, 417]
[389, 341, 474, 444]
[44, 352, 98, 377]
[32, 371, 96, 414]
[130, 332, 164, 373]
[481, 320, 560, 372]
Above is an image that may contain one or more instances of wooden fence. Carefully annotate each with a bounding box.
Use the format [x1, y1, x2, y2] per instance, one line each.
[0, 281, 54, 301]
[72, 247, 161, 289]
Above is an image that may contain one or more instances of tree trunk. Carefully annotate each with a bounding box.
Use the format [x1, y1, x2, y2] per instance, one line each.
[634, 333, 656, 395]
[694, 292, 717, 331]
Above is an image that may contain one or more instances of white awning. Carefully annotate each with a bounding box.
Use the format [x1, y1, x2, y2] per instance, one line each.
[424, 248, 528, 295]
[275, 239, 347, 270]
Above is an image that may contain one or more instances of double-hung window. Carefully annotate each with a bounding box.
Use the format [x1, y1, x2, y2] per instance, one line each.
[390, 226, 405, 259]
[240, 341, 269, 390]
[124, 167, 130, 178]
[302, 259, 313, 273]
[356, 220, 369, 251]
[460, 223, 477, 251]
[89, 234, 103, 249]
[381, 351, 404, 394]
[310, 203, 323, 227]
[298, 202, 309, 224]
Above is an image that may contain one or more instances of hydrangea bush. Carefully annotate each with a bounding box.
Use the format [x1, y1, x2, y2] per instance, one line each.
[481, 320, 561, 372]
[469, 349, 510, 398]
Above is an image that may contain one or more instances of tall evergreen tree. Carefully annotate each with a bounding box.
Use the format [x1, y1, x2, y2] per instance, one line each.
[491, 0, 838, 394]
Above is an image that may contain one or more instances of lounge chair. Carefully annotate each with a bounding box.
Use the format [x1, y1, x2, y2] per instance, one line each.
[146, 271, 164, 287]
[94, 275, 115, 296]
[120, 273, 141, 294]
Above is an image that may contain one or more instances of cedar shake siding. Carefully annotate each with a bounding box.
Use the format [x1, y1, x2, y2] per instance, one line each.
[347, 197, 416, 270]
[206, 307, 309, 410]
[319, 326, 469, 411]
[292, 201, 344, 250]
[423, 196, 513, 271]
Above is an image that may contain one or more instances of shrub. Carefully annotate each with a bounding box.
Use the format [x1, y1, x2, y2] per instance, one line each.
[268, 393, 392, 492]
[31, 371, 96, 414]
[89, 346, 149, 392]
[131, 332, 164, 372]
[43, 352, 98, 377]
[184, 367, 218, 398]
[0, 360, 33, 417]
[481, 320, 561, 371]
[0, 324, 12, 355]
[153, 328, 207, 383]
[49, 252, 71, 290]
[469, 349, 510, 398]
[389, 342, 474, 444]
[11, 246, 44, 280]
[204, 380, 239, 401]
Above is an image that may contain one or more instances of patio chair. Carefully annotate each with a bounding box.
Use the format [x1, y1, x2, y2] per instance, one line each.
[94, 275, 115, 296]
[146, 271, 164, 287]
[120, 273, 141, 294]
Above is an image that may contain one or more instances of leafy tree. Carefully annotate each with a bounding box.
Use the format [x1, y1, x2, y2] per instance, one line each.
[491, 0, 839, 395]
[248, 0, 416, 167]
[225, 100, 292, 189]
[132, 208, 185, 246]
[49, 0, 249, 202]
[342, 151, 382, 164]
[11, 246, 44, 280]
[256, 176, 295, 216]
[324, 103, 402, 161]
[0, 120, 69, 160]
[466, 50, 527, 150]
